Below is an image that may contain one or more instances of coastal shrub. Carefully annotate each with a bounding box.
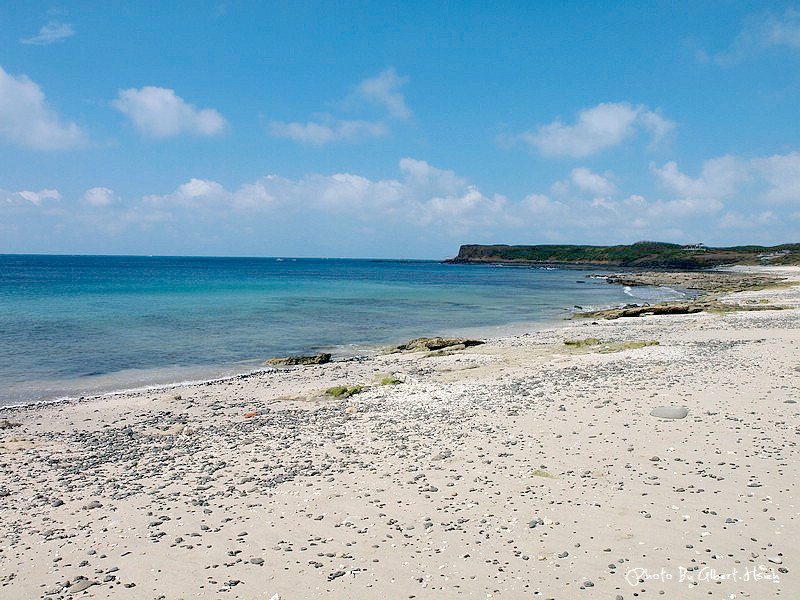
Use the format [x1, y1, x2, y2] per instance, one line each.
[379, 376, 402, 386]
[325, 385, 364, 398]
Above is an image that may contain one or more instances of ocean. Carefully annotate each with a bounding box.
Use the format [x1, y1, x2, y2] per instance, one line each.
[0, 255, 686, 407]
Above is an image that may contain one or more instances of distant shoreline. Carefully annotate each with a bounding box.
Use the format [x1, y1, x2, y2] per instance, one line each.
[446, 241, 800, 269]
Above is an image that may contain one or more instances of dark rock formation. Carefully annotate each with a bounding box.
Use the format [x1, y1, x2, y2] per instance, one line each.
[265, 353, 332, 366]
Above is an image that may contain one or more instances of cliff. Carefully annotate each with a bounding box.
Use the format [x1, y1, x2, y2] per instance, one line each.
[446, 241, 800, 269]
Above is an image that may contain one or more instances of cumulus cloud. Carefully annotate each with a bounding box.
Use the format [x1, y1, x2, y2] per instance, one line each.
[82, 187, 117, 207]
[0, 65, 87, 150]
[113, 87, 227, 139]
[652, 156, 750, 199]
[8, 150, 799, 255]
[269, 118, 388, 145]
[569, 167, 617, 196]
[356, 68, 412, 119]
[20, 21, 76, 45]
[750, 151, 800, 203]
[7, 189, 62, 205]
[521, 102, 675, 157]
[271, 68, 410, 146]
[700, 8, 800, 66]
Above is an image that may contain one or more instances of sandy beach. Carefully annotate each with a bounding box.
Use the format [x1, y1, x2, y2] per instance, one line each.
[1, 267, 799, 599]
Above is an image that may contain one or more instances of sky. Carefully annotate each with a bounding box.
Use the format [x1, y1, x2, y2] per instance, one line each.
[1, 1, 800, 259]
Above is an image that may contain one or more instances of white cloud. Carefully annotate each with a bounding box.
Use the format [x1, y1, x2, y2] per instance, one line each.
[750, 151, 800, 203]
[703, 8, 800, 66]
[112, 87, 227, 139]
[269, 118, 387, 145]
[271, 68, 410, 146]
[20, 21, 76, 45]
[521, 102, 675, 157]
[82, 187, 116, 207]
[0, 65, 87, 150]
[356, 68, 412, 119]
[570, 167, 617, 196]
[15, 189, 62, 205]
[652, 156, 750, 199]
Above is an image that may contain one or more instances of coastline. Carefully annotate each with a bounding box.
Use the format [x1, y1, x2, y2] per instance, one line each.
[1, 267, 799, 598]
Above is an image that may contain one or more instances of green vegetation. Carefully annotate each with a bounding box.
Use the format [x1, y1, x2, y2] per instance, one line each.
[325, 385, 364, 398]
[447, 241, 800, 269]
[379, 376, 403, 386]
[563, 338, 659, 353]
[563, 337, 601, 347]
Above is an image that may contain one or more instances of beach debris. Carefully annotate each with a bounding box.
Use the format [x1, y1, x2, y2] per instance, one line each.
[650, 406, 689, 419]
[244, 412, 259, 418]
[265, 353, 331, 366]
[0, 419, 22, 430]
[393, 337, 484, 352]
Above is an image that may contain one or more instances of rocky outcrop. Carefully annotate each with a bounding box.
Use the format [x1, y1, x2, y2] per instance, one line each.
[393, 337, 484, 352]
[265, 353, 332, 366]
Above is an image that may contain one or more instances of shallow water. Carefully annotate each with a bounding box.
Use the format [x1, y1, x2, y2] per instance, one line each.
[0, 255, 684, 406]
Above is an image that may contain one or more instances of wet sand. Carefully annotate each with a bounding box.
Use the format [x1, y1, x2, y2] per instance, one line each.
[1, 267, 799, 599]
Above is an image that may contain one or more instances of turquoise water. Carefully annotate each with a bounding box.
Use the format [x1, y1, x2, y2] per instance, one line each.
[0, 255, 684, 406]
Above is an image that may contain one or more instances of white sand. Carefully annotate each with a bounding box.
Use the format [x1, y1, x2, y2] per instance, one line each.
[1, 269, 799, 599]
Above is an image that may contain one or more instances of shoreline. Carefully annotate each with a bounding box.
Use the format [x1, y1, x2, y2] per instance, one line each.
[1, 267, 799, 598]
[0, 295, 660, 412]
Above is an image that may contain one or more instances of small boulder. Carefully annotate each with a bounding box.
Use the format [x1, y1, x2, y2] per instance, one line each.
[265, 353, 331, 366]
[650, 406, 689, 419]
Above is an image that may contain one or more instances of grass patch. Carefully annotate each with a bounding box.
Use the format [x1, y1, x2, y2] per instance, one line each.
[564, 337, 601, 347]
[564, 338, 659, 353]
[379, 376, 402, 386]
[325, 385, 364, 398]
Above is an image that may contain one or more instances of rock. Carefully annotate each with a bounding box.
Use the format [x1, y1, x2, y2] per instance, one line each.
[83, 500, 103, 510]
[650, 406, 689, 419]
[265, 353, 331, 366]
[0, 419, 21, 430]
[67, 579, 97, 593]
[768, 556, 783, 564]
[394, 337, 483, 352]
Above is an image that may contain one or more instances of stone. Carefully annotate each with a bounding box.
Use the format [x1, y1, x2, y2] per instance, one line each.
[265, 353, 331, 366]
[67, 579, 97, 593]
[650, 406, 689, 419]
[394, 337, 484, 352]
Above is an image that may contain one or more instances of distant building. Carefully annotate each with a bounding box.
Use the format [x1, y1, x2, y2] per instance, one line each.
[682, 243, 706, 251]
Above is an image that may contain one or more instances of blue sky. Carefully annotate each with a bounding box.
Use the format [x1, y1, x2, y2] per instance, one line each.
[2, 1, 799, 258]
